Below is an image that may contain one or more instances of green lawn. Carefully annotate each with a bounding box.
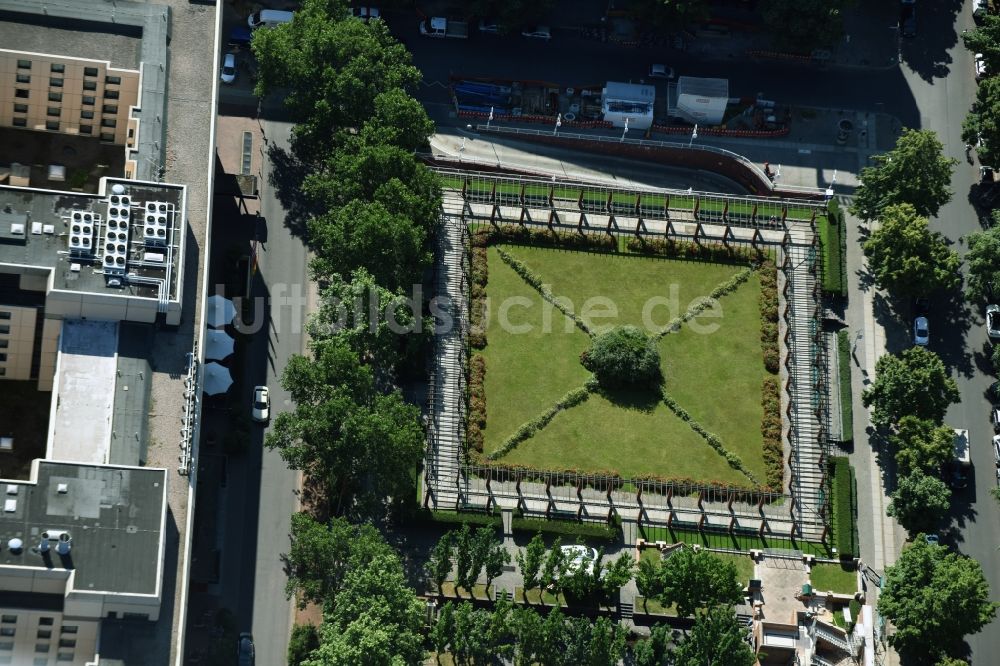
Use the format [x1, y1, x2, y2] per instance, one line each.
[810, 562, 857, 595]
[717, 552, 757, 584]
[638, 524, 833, 557]
[660, 271, 769, 481]
[480, 248, 592, 453]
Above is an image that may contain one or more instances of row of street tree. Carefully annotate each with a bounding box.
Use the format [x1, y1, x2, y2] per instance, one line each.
[851, 129, 998, 664]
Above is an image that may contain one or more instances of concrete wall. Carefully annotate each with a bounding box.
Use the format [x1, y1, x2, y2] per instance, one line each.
[37, 318, 61, 392]
[0, 606, 99, 666]
[0, 49, 139, 145]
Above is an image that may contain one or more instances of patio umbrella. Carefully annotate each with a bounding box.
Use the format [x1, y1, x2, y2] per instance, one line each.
[204, 328, 235, 361]
[206, 295, 237, 329]
[202, 361, 234, 396]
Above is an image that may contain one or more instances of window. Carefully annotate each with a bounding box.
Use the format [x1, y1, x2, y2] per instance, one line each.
[0, 616, 13, 624]
[57, 639, 75, 648]
[0, 629, 13, 637]
[102, 104, 118, 114]
[59, 626, 76, 635]
[82, 80, 97, 91]
[0, 355, 7, 363]
[82, 95, 95, 106]
[57, 655, 75, 663]
[45, 120, 59, 131]
[36, 629, 50, 639]
[16, 59, 30, 69]
[104, 89, 119, 100]
[11, 118, 25, 128]
[48, 92, 62, 102]
[79, 124, 92, 135]
[15, 74, 29, 84]
[38, 618, 52, 627]
[99, 132, 115, 142]
[49, 77, 63, 87]
[101, 118, 116, 128]
[0, 341, 7, 349]
[13, 104, 27, 113]
[80, 110, 94, 120]
[47, 107, 60, 118]
[0, 325, 9, 334]
[15, 89, 28, 99]
[84, 66, 98, 77]
[50, 63, 65, 73]
[105, 75, 121, 85]
[34, 643, 49, 653]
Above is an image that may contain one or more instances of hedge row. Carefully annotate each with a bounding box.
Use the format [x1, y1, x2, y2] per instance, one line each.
[761, 376, 783, 491]
[654, 267, 755, 340]
[660, 392, 762, 487]
[414, 509, 619, 541]
[472, 225, 618, 252]
[496, 247, 594, 335]
[468, 355, 487, 453]
[759, 261, 780, 374]
[488, 384, 593, 460]
[829, 456, 858, 559]
[625, 236, 770, 265]
[470, 246, 489, 349]
[836, 330, 853, 444]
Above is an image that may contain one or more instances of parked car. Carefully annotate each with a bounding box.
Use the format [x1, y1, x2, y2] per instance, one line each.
[220, 53, 237, 84]
[900, 5, 916, 37]
[924, 533, 940, 546]
[976, 53, 988, 81]
[975, 0, 989, 24]
[913, 316, 929, 346]
[992, 405, 1000, 432]
[992, 434, 1000, 465]
[247, 8, 294, 29]
[648, 63, 675, 79]
[521, 25, 552, 40]
[252, 385, 270, 422]
[559, 545, 598, 576]
[352, 6, 380, 21]
[987, 304, 1000, 340]
[478, 17, 500, 33]
[237, 633, 255, 666]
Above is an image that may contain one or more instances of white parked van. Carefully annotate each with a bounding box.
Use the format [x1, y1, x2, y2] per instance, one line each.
[247, 9, 293, 28]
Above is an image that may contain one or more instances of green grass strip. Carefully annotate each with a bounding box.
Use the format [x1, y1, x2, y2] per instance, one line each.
[495, 247, 594, 335]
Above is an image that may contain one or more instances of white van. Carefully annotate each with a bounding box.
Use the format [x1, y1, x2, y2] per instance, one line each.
[247, 9, 293, 29]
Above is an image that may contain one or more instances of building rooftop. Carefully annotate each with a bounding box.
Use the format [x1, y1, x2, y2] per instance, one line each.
[0, 179, 184, 302]
[0, 460, 166, 596]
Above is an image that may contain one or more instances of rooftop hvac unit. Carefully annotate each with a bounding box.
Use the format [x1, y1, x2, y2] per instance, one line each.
[68, 210, 97, 257]
[102, 197, 130, 278]
[143, 201, 173, 246]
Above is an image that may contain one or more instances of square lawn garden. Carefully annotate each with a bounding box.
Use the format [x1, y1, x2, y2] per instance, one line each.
[473, 241, 776, 488]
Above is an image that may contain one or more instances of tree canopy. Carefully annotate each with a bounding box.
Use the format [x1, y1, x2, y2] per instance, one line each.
[850, 129, 957, 223]
[862, 203, 961, 298]
[886, 470, 952, 536]
[963, 15, 1000, 75]
[891, 415, 958, 477]
[628, 0, 711, 31]
[759, 0, 851, 53]
[581, 326, 662, 388]
[878, 538, 997, 660]
[639, 548, 744, 618]
[964, 225, 1000, 303]
[862, 347, 959, 426]
[672, 606, 756, 666]
[965, 77, 1000, 168]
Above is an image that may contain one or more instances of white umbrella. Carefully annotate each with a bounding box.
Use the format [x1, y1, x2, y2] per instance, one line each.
[206, 295, 237, 329]
[204, 328, 235, 361]
[202, 361, 233, 396]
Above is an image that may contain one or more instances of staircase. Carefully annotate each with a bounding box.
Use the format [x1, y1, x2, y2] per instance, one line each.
[424, 193, 468, 510]
[619, 601, 634, 620]
[784, 239, 828, 541]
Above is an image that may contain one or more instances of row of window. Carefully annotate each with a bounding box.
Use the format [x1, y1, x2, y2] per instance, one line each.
[16, 59, 121, 84]
[9, 118, 116, 138]
[13, 103, 118, 115]
[15, 86, 120, 99]
[0, 656, 76, 664]
[0, 615, 78, 631]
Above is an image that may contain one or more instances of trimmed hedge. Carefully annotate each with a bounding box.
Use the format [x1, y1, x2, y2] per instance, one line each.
[836, 330, 853, 443]
[759, 260, 780, 374]
[473, 224, 618, 252]
[496, 248, 593, 335]
[819, 202, 848, 297]
[470, 245, 488, 349]
[625, 236, 770, 265]
[761, 377, 783, 491]
[654, 267, 755, 339]
[468, 354, 487, 453]
[829, 456, 859, 559]
[488, 384, 592, 459]
[414, 509, 619, 541]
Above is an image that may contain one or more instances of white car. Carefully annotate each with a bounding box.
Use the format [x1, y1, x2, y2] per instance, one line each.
[252, 385, 270, 422]
[220, 53, 237, 84]
[648, 64, 675, 79]
[988, 305, 1000, 340]
[352, 6, 380, 21]
[913, 316, 929, 346]
[560, 545, 598, 576]
[521, 25, 552, 40]
[993, 406, 1000, 433]
[993, 434, 1000, 465]
[976, 53, 988, 81]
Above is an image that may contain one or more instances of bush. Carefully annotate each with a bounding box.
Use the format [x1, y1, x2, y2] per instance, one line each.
[759, 261, 780, 376]
[582, 326, 661, 388]
[761, 377, 783, 491]
[489, 385, 592, 459]
[478, 224, 618, 252]
[836, 331, 854, 443]
[467, 355, 487, 452]
[288, 624, 320, 666]
[625, 236, 770, 264]
[829, 456, 858, 559]
[413, 508, 618, 540]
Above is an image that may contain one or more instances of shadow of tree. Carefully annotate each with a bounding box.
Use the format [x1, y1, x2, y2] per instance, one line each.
[266, 142, 318, 240]
[897, 0, 965, 83]
[594, 384, 662, 412]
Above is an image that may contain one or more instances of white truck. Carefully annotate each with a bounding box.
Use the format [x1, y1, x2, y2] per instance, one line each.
[419, 16, 469, 38]
[950, 428, 971, 489]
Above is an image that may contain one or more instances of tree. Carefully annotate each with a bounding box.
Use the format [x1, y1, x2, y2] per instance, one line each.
[427, 531, 454, 596]
[581, 326, 662, 388]
[633, 623, 674, 666]
[454, 524, 476, 594]
[540, 606, 569, 663]
[539, 538, 566, 593]
[288, 623, 320, 666]
[636, 555, 664, 612]
[586, 616, 627, 666]
[628, 0, 711, 31]
[659, 548, 744, 618]
[430, 602, 454, 664]
[358, 88, 436, 152]
[861, 203, 962, 298]
[965, 76, 1000, 168]
[850, 129, 958, 223]
[963, 15, 1000, 74]
[600, 553, 636, 602]
[887, 470, 952, 536]
[891, 415, 958, 476]
[862, 347, 960, 426]
[516, 534, 546, 600]
[965, 226, 1000, 303]
[759, 0, 852, 53]
[878, 538, 998, 660]
[672, 606, 756, 666]
[559, 547, 600, 602]
[487, 598, 515, 662]
[481, 531, 512, 593]
[510, 606, 545, 666]
[451, 601, 492, 665]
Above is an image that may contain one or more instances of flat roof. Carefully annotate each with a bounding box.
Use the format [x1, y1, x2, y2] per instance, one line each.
[0, 12, 141, 70]
[0, 180, 184, 301]
[48, 320, 117, 465]
[0, 460, 167, 595]
[109, 323, 153, 467]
